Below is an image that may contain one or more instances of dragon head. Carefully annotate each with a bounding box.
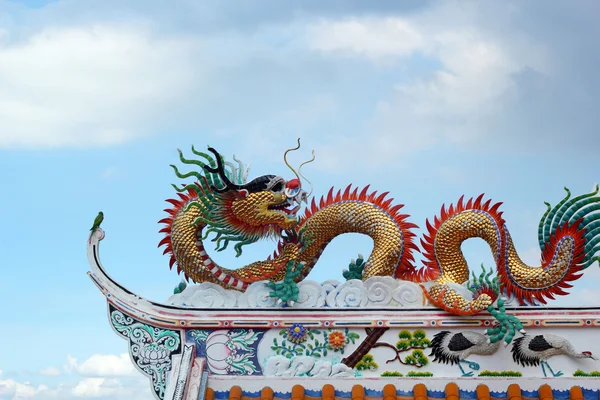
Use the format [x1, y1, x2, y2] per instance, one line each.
[170, 141, 314, 256]
[226, 173, 304, 232]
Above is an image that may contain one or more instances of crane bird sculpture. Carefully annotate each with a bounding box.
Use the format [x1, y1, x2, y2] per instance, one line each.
[430, 331, 501, 377]
[156, 140, 600, 320]
[429, 297, 525, 376]
[511, 334, 597, 377]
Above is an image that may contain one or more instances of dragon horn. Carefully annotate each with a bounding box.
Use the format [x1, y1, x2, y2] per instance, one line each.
[204, 147, 245, 193]
[284, 138, 302, 182]
[298, 149, 316, 197]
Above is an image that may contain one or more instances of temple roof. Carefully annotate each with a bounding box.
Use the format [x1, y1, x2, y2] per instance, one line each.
[207, 383, 591, 400]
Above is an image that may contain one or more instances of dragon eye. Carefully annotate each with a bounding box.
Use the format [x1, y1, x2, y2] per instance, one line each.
[285, 187, 300, 198]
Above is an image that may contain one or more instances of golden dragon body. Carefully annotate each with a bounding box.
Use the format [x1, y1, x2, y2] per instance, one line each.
[160, 145, 600, 315]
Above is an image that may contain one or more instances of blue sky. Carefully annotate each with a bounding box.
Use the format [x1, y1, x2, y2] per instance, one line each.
[1, 0, 600, 398]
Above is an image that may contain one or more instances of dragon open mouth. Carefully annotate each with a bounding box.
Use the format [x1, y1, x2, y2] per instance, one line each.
[268, 200, 301, 217]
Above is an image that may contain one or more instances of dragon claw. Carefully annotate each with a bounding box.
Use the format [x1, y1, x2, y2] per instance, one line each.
[342, 254, 366, 281]
[484, 300, 525, 346]
[267, 260, 301, 305]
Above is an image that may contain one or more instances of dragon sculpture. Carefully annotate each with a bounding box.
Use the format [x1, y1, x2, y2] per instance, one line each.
[159, 140, 600, 316]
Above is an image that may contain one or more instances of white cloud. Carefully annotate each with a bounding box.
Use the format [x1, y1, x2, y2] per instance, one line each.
[330, 16, 520, 113]
[65, 354, 138, 377]
[307, 17, 425, 62]
[65, 355, 77, 374]
[0, 0, 595, 165]
[0, 23, 199, 149]
[0, 354, 150, 399]
[0, 378, 46, 399]
[72, 378, 125, 398]
[39, 368, 61, 377]
[0, 376, 150, 400]
[397, 29, 518, 118]
[301, 3, 555, 165]
[309, 123, 441, 172]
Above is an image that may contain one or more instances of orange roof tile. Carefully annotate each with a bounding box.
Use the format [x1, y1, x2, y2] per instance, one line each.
[212, 383, 593, 400]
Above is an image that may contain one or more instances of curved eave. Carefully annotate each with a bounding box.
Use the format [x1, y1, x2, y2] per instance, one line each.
[87, 229, 600, 329]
